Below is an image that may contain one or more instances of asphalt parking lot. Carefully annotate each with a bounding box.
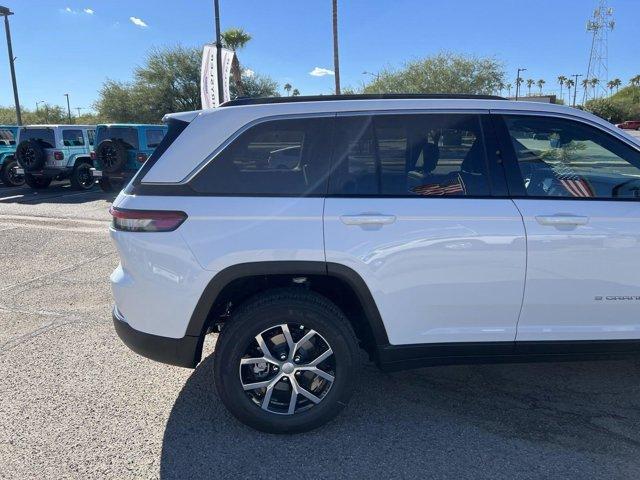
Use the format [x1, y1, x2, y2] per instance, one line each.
[1, 176, 640, 479]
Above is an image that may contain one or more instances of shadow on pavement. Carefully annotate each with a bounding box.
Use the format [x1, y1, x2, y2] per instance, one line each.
[0, 183, 116, 204]
[160, 354, 640, 479]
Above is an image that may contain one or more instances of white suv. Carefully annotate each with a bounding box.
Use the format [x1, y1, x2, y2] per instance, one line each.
[110, 95, 640, 433]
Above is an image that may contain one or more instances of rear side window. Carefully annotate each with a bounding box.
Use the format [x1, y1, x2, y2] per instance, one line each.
[0, 128, 16, 146]
[191, 117, 333, 195]
[20, 128, 56, 148]
[504, 115, 640, 199]
[96, 127, 139, 150]
[146, 129, 166, 149]
[87, 130, 95, 146]
[329, 114, 491, 196]
[62, 129, 85, 146]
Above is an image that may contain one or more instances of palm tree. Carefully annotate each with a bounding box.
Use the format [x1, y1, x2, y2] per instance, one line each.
[221, 27, 252, 97]
[515, 77, 524, 97]
[506, 83, 512, 97]
[332, 0, 341, 94]
[630, 75, 640, 87]
[526, 79, 535, 96]
[611, 78, 622, 92]
[537, 79, 546, 95]
[590, 78, 599, 98]
[565, 78, 575, 105]
[557, 75, 567, 100]
[606, 80, 616, 95]
[284, 83, 292, 96]
[292, 88, 300, 96]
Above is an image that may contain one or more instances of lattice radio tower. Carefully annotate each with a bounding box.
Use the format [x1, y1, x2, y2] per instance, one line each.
[583, 1, 615, 104]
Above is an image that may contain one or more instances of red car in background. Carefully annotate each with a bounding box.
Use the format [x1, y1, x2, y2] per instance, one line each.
[616, 120, 640, 130]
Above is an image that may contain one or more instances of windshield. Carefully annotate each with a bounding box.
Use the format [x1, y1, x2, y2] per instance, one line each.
[20, 128, 56, 148]
[0, 128, 17, 147]
[96, 127, 139, 149]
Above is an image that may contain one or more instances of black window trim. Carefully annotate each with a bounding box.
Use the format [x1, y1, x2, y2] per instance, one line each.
[494, 111, 640, 202]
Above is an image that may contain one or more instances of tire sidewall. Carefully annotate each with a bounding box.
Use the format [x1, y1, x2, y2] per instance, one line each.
[16, 140, 46, 171]
[71, 162, 94, 190]
[1, 158, 25, 187]
[214, 296, 358, 433]
[97, 140, 127, 174]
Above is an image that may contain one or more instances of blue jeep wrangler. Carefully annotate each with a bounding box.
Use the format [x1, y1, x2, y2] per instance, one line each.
[91, 124, 167, 192]
[15, 125, 96, 190]
[0, 125, 24, 187]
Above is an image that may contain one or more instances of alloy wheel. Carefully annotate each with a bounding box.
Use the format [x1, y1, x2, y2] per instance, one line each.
[239, 323, 335, 415]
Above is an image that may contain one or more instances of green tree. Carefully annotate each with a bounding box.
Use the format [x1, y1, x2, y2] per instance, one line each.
[630, 75, 640, 87]
[565, 78, 575, 105]
[611, 78, 622, 92]
[292, 88, 300, 96]
[585, 97, 629, 123]
[525, 79, 534, 96]
[537, 79, 546, 95]
[505, 83, 512, 97]
[362, 52, 504, 95]
[557, 75, 567, 99]
[221, 28, 252, 97]
[231, 70, 280, 99]
[284, 83, 292, 96]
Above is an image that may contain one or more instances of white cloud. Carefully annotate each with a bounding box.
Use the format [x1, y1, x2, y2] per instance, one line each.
[129, 16, 148, 28]
[243, 69, 255, 78]
[84, 8, 94, 15]
[309, 67, 334, 77]
[63, 6, 76, 13]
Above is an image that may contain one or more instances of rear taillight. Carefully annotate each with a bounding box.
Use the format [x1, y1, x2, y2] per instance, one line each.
[109, 207, 187, 232]
[53, 151, 64, 161]
[136, 153, 148, 163]
[90, 151, 96, 160]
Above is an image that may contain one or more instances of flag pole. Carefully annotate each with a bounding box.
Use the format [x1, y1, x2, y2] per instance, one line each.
[214, 0, 224, 105]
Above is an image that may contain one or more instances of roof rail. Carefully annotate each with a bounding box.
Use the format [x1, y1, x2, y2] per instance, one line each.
[221, 93, 506, 107]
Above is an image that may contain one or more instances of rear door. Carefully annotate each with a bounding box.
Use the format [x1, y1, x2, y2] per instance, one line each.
[497, 113, 640, 341]
[323, 112, 527, 346]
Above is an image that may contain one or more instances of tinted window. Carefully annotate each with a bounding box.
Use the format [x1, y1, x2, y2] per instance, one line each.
[0, 128, 16, 146]
[191, 117, 333, 195]
[96, 127, 139, 150]
[62, 129, 85, 146]
[20, 128, 56, 148]
[505, 115, 640, 199]
[330, 114, 491, 196]
[87, 130, 95, 146]
[146, 129, 166, 149]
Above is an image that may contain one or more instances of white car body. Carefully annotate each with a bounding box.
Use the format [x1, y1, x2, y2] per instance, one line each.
[110, 96, 640, 370]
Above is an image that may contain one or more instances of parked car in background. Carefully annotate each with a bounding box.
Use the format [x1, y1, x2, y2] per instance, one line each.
[14, 125, 96, 190]
[616, 120, 640, 130]
[110, 94, 640, 433]
[92, 124, 168, 192]
[0, 125, 23, 187]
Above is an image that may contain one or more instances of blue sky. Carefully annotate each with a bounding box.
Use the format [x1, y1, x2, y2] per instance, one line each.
[1, 0, 639, 113]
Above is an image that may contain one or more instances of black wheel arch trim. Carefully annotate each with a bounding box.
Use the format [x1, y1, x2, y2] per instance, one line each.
[185, 261, 391, 349]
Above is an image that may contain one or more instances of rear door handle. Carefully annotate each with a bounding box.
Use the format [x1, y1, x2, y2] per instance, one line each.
[340, 214, 397, 226]
[535, 215, 589, 226]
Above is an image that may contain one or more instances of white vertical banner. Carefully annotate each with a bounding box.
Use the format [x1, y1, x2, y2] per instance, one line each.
[200, 44, 235, 108]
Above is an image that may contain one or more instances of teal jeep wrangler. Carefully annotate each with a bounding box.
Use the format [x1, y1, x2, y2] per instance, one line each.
[0, 125, 24, 187]
[15, 125, 96, 190]
[91, 124, 167, 192]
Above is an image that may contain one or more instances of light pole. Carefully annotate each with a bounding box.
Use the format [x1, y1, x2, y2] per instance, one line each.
[36, 100, 44, 112]
[64, 93, 71, 123]
[213, 0, 223, 104]
[76, 107, 83, 118]
[362, 71, 379, 81]
[1, 5, 21, 125]
[572, 73, 583, 107]
[332, 0, 340, 95]
[515, 68, 527, 101]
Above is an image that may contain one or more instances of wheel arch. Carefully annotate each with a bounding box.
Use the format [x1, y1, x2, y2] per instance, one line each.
[72, 155, 93, 167]
[187, 261, 389, 362]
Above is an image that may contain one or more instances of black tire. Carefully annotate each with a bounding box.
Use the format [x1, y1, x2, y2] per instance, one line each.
[70, 161, 94, 190]
[16, 139, 46, 171]
[96, 139, 128, 174]
[213, 288, 359, 433]
[24, 174, 52, 190]
[0, 158, 25, 187]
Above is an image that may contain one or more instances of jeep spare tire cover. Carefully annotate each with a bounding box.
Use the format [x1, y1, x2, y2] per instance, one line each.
[96, 139, 128, 174]
[16, 139, 46, 171]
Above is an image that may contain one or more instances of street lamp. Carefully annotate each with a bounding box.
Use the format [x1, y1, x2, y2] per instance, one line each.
[362, 71, 379, 80]
[36, 100, 45, 112]
[1, 5, 22, 125]
[515, 68, 527, 101]
[64, 93, 71, 123]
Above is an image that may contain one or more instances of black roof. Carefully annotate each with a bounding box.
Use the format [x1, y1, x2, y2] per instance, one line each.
[221, 93, 506, 107]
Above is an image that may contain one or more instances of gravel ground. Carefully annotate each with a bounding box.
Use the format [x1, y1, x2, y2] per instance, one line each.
[1, 183, 640, 479]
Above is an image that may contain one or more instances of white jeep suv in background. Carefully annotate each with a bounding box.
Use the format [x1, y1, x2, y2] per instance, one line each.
[110, 94, 640, 433]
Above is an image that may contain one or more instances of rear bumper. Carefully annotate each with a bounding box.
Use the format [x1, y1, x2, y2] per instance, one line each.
[91, 168, 135, 180]
[16, 167, 68, 177]
[112, 307, 201, 368]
